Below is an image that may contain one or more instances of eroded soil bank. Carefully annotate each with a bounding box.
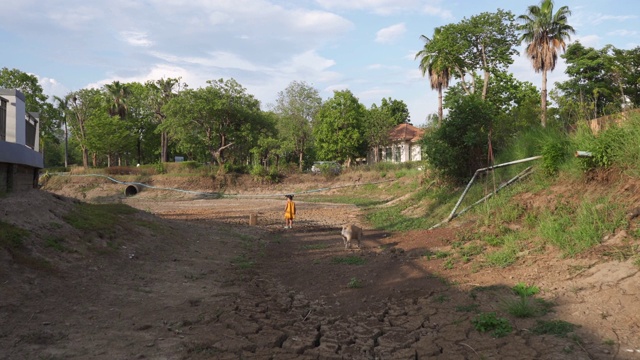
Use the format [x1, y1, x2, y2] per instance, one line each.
[1, 174, 639, 359]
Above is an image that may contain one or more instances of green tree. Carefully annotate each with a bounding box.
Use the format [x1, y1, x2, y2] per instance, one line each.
[162, 78, 262, 170]
[555, 42, 615, 121]
[364, 103, 396, 163]
[104, 81, 130, 119]
[422, 94, 495, 183]
[416, 28, 453, 125]
[273, 81, 322, 170]
[85, 108, 132, 167]
[66, 89, 107, 167]
[123, 82, 157, 165]
[52, 95, 72, 168]
[379, 97, 410, 125]
[458, 10, 520, 100]
[147, 78, 184, 162]
[313, 90, 366, 165]
[518, 0, 575, 127]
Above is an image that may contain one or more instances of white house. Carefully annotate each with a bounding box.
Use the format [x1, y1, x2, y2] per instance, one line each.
[0, 89, 43, 192]
[369, 123, 425, 164]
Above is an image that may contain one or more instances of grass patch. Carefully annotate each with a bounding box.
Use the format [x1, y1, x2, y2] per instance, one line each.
[531, 320, 576, 337]
[484, 232, 525, 268]
[64, 203, 137, 232]
[537, 198, 626, 257]
[331, 256, 366, 265]
[456, 303, 480, 313]
[302, 243, 330, 250]
[44, 236, 67, 252]
[347, 277, 363, 288]
[231, 255, 254, 269]
[0, 220, 29, 249]
[471, 312, 512, 338]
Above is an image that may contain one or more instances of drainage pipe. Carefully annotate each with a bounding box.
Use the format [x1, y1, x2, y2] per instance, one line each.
[124, 184, 141, 196]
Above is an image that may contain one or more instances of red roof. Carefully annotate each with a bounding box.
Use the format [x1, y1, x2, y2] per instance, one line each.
[388, 123, 424, 142]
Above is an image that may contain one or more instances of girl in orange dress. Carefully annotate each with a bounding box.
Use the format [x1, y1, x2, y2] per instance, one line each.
[284, 194, 296, 229]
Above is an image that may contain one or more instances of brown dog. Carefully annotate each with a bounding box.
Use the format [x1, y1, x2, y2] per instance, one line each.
[341, 224, 363, 249]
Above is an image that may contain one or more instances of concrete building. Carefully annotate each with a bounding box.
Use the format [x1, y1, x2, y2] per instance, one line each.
[0, 89, 44, 193]
[369, 123, 425, 164]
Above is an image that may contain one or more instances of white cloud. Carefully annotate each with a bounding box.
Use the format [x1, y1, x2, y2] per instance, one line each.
[120, 31, 154, 47]
[47, 6, 102, 30]
[422, 5, 453, 20]
[38, 77, 70, 101]
[358, 87, 392, 102]
[590, 14, 638, 25]
[315, 0, 421, 15]
[375, 23, 406, 44]
[572, 35, 602, 47]
[607, 29, 639, 37]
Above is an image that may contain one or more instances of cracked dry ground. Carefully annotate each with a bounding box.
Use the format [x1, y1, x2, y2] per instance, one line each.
[1, 191, 639, 359]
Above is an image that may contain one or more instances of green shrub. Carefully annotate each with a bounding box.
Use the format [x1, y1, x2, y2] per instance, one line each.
[421, 94, 495, 184]
[472, 312, 512, 338]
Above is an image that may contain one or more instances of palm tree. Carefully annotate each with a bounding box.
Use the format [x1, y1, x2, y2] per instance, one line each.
[53, 95, 70, 168]
[415, 29, 452, 126]
[105, 81, 130, 119]
[518, 0, 575, 127]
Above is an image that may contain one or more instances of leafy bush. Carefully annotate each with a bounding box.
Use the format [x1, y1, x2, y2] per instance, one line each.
[471, 312, 512, 338]
[422, 94, 495, 184]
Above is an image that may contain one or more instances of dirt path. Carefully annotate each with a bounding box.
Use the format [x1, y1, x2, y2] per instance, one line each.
[1, 186, 639, 359]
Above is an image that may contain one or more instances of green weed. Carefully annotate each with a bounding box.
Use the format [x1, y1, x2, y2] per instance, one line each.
[231, 255, 254, 269]
[44, 236, 66, 252]
[456, 303, 480, 313]
[0, 220, 29, 249]
[331, 256, 366, 265]
[63, 203, 137, 232]
[302, 244, 330, 250]
[472, 312, 512, 338]
[531, 320, 576, 337]
[347, 277, 363, 288]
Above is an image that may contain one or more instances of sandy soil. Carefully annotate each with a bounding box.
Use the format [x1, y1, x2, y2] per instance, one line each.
[0, 174, 639, 359]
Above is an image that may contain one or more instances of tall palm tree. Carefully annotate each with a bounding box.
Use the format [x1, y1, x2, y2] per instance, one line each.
[53, 95, 70, 168]
[415, 29, 452, 126]
[518, 0, 575, 127]
[105, 81, 130, 119]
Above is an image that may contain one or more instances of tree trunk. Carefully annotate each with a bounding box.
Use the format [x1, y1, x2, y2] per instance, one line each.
[298, 151, 303, 171]
[82, 147, 89, 168]
[161, 132, 168, 162]
[64, 121, 68, 168]
[541, 69, 548, 128]
[437, 87, 443, 126]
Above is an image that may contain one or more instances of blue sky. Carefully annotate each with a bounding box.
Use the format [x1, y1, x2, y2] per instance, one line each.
[1, 0, 638, 125]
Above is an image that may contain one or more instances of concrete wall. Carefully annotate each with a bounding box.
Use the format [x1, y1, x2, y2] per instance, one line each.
[0, 163, 38, 193]
[0, 89, 26, 146]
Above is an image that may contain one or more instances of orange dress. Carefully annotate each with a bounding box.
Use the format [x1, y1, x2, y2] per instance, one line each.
[284, 200, 296, 220]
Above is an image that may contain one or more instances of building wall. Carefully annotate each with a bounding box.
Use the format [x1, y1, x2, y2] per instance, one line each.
[369, 141, 422, 163]
[0, 89, 26, 146]
[0, 163, 38, 193]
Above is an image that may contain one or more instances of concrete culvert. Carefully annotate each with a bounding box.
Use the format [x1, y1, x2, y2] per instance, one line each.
[124, 184, 141, 196]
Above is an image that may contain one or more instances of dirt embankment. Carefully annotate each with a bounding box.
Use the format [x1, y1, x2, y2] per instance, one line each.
[0, 173, 639, 359]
